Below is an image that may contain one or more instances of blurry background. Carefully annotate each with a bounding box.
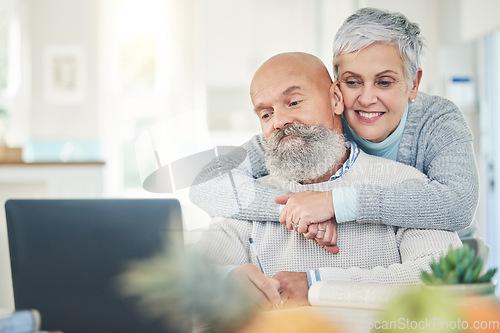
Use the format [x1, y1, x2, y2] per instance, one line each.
[0, 0, 499, 309]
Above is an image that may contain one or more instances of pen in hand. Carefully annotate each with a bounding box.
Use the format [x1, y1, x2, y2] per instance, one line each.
[249, 238, 280, 309]
[249, 238, 265, 275]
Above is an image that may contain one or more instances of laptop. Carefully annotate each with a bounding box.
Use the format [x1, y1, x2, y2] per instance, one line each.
[6, 199, 184, 333]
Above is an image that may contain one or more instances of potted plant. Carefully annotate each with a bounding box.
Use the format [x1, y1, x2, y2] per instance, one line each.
[377, 244, 499, 333]
[420, 243, 497, 296]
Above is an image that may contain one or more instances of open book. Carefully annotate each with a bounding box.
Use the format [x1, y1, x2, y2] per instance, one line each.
[308, 281, 413, 310]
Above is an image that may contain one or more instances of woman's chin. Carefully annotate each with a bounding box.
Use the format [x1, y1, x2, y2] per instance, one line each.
[351, 126, 386, 143]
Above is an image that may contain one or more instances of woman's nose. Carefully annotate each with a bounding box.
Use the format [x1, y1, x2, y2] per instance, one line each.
[358, 84, 378, 106]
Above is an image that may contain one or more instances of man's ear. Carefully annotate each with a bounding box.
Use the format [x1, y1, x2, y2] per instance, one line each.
[409, 69, 423, 102]
[330, 81, 344, 116]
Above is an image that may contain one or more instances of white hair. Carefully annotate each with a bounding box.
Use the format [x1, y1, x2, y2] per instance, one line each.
[333, 7, 424, 87]
[264, 123, 346, 183]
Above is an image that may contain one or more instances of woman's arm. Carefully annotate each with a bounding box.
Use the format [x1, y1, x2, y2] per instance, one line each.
[189, 134, 284, 221]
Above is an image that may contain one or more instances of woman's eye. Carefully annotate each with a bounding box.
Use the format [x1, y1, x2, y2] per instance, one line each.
[343, 80, 362, 87]
[376, 80, 393, 88]
[289, 101, 300, 107]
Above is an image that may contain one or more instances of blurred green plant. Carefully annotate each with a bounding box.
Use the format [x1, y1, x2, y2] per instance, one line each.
[377, 286, 461, 333]
[120, 247, 256, 333]
[421, 244, 498, 285]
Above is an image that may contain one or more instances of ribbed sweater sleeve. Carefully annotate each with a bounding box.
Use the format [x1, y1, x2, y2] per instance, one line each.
[356, 93, 478, 231]
[315, 229, 461, 284]
[189, 134, 283, 221]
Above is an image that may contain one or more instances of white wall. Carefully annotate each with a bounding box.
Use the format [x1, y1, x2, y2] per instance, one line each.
[28, 0, 99, 140]
[461, 0, 500, 42]
[200, 0, 355, 135]
[6, 0, 483, 147]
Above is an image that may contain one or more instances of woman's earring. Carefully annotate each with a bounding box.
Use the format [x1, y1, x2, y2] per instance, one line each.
[410, 98, 415, 103]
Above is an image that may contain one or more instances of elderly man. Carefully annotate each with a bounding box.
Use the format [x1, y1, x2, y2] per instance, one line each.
[194, 52, 461, 309]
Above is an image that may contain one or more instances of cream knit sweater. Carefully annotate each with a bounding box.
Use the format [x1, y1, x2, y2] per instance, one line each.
[194, 151, 462, 285]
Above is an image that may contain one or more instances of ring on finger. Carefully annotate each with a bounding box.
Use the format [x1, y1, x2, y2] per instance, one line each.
[317, 228, 326, 231]
[279, 295, 288, 307]
[293, 224, 299, 229]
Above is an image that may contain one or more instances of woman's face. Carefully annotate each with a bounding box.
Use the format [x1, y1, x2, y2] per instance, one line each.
[336, 43, 420, 143]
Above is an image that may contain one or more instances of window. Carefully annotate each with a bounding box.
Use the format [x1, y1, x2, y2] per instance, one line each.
[478, 31, 500, 276]
[100, 0, 170, 193]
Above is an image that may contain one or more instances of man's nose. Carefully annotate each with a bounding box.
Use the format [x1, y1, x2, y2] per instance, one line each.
[273, 109, 294, 130]
[358, 84, 378, 106]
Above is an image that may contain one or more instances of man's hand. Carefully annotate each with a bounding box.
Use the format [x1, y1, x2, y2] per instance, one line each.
[275, 191, 334, 233]
[230, 263, 281, 310]
[306, 220, 339, 254]
[272, 271, 310, 308]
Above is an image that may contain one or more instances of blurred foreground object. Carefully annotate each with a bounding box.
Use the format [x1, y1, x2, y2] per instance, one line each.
[421, 244, 497, 285]
[377, 243, 499, 332]
[377, 287, 461, 333]
[121, 248, 343, 333]
[120, 248, 255, 333]
[0, 309, 41, 333]
[377, 285, 500, 333]
[238, 307, 339, 333]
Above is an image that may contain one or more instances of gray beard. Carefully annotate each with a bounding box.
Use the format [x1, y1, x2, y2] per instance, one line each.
[264, 123, 346, 183]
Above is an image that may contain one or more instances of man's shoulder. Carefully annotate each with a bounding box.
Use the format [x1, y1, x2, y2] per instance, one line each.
[202, 217, 254, 239]
[209, 216, 253, 228]
[348, 150, 427, 183]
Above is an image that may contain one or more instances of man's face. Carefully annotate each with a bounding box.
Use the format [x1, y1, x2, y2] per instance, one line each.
[264, 123, 346, 183]
[250, 59, 336, 140]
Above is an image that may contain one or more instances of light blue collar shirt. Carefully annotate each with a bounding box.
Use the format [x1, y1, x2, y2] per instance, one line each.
[342, 103, 409, 161]
[334, 103, 409, 224]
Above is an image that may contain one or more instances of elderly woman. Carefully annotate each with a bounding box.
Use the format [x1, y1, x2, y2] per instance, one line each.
[190, 8, 478, 242]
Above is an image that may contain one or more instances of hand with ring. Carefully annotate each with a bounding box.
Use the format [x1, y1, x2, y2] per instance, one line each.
[272, 271, 310, 308]
[277, 293, 289, 309]
[305, 219, 339, 254]
[275, 190, 334, 233]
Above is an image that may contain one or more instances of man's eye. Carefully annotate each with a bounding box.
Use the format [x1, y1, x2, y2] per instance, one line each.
[289, 101, 301, 107]
[261, 113, 271, 120]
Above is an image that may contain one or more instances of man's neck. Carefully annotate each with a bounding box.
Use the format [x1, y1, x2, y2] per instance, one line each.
[302, 147, 350, 185]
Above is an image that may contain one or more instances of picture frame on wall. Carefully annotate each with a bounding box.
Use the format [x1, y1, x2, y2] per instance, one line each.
[44, 45, 86, 104]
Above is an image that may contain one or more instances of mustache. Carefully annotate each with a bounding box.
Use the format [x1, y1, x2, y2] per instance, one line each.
[268, 123, 317, 144]
[264, 122, 346, 183]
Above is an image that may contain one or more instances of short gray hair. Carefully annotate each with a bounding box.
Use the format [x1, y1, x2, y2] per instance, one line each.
[333, 7, 424, 87]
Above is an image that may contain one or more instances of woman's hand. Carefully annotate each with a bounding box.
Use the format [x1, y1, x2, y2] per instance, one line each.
[307, 220, 339, 254]
[276, 192, 338, 254]
[275, 191, 335, 233]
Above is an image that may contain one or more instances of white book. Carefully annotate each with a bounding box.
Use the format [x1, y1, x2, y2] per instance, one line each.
[308, 281, 411, 310]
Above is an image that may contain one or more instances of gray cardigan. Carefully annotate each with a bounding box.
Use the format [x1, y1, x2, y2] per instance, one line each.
[189, 92, 478, 231]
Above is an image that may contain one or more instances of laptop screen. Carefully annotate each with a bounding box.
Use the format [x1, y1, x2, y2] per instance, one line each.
[6, 199, 184, 333]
